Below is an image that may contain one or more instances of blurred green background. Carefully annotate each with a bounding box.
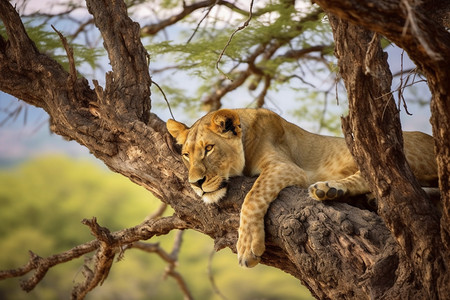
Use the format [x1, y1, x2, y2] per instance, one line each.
[0, 155, 314, 299]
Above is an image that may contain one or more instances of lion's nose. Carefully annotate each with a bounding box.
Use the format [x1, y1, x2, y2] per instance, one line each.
[191, 176, 206, 189]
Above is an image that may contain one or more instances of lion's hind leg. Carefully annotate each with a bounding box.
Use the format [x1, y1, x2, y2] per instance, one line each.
[308, 171, 370, 201]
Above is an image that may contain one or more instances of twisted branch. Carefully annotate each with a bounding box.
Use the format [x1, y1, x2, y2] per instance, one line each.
[0, 215, 188, 298]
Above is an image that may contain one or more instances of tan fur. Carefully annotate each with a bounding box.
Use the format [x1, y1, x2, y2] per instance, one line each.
[166, 108, 438, 267]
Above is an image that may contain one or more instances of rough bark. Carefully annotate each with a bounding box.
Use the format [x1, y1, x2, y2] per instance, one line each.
[326, 15, 448, 299]
[313, 0, 450, 259]
[312, 0, 450, 298]
[0, 0, 449, 299]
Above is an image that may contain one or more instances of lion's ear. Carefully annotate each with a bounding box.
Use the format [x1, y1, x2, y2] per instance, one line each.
[209, 109, 242, 138]
[166, 119, 189, 144]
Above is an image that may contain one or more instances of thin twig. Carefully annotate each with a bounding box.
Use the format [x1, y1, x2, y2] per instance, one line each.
[186, 1, 218, 43]
[255, 76, 271, 108]
[132, 230, 193, 300]
[0, 102, 23, 126]
[319, 89, 331, 133]
[165, 231, 192, 300]
[335, 72, 341, 106]
[375, 69, 427, 104]
[284, 74, 316, 89]
[145, 202, 168, 221]
[208, 248, 228, 300]
[216, 0, 254, 80]
[396, 50, 412, 116]
[69, 18, 95, 42]
[152, 80, 175, 120]
[170, 230, 184, 259]
[397, 50, 405, 110]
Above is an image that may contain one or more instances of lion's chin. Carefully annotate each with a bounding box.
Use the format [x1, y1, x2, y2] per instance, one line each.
[201, 188, 227, 204]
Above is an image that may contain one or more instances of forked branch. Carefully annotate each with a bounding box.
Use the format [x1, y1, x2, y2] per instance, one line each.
[0, 215, 188, 298]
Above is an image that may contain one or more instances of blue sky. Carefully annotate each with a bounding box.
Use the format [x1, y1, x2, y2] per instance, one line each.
[0, 94, 90, 166]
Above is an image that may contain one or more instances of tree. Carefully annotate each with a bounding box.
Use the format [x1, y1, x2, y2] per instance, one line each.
[0, 0, 449, 299]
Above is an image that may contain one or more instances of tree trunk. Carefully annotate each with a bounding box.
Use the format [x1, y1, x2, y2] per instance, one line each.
[327, 14, 448, 299]
[313, 0, 450, 262]
[0, 0, 449, 299]
[311, 0, 450, 297]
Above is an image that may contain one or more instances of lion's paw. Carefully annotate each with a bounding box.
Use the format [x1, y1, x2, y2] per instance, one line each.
[308, 181, 347, 201]
[236, 223, 265, 268]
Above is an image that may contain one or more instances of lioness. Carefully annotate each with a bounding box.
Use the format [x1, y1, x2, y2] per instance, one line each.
[166, 108, 437, 267]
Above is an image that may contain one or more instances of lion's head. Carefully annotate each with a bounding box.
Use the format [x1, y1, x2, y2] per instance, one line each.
[166, 109, 245, 204]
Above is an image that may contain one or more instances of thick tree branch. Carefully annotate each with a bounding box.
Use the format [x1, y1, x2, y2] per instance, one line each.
[0, 0, 38, 61]
[0, 0, 64, 109]
[278, 45, 330, 60]
[86, 0, 151, 123]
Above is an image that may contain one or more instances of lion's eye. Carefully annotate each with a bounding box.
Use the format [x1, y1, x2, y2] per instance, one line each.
[205, 144, 214, 154]
[182, 153, 190, 161]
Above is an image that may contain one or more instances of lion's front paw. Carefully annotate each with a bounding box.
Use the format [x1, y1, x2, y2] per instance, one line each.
[236, 222, 265, 268]
[308, 181, 346, 201]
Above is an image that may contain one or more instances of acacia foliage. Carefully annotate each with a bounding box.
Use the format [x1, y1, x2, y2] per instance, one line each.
[5, 0, 343, 132]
